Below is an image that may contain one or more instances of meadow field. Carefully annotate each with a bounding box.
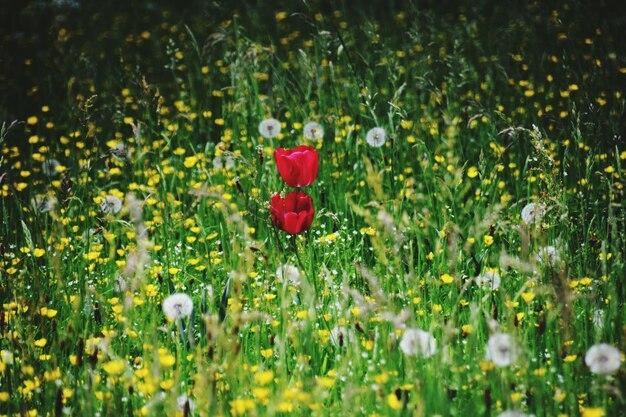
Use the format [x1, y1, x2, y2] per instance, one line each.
[1, 1, 625, 416]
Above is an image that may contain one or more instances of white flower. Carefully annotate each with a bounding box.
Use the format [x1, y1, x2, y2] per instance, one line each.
[366, 127, 386, 147]
[212, 155, 235, 169]
[521, 202, 546, 225]
[162, 293, 194, 320]
[330, 325, 354, 347]
[475, 271, 501, 290]
[584, 343, 621, 374]
[303, 121, 324, 140]
[110, 143, 131, 161]
[276, 264, 301, 285]
[177, 395, 195, 412]
[536, 246, 559, 267]
[41, 158, 60, 176]
[100, 195, 123, 214]
[51, 0, 80, 9]
[399, 328, 436, 358]
[31, 194, 57, 213]
[258, 118, 281, 138]
[1, 349, 13, 365]
[497, 411, 534, 417]
[486, 333, 519, 367]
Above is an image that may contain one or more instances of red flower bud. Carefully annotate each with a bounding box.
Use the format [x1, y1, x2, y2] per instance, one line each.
[270, 191, 314, 234]
[274, 145, 319, 188]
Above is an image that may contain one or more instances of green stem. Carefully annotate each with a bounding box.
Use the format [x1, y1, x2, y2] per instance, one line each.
[290, 234, 317, 300]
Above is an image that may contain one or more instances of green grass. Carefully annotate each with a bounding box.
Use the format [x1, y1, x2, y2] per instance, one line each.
[1, 1, 625, 416]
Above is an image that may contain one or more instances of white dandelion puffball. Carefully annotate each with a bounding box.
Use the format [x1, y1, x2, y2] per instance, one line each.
[276, 264, 301, 285]
[258, 118, 281, 138]
[486, 333, 519, 367]
[329, 325, 354, 347]
[399, 328, 437, 358]
[41, 158, 61, 176]
[100, 195, 123, 214]
[177, 395, 195, 412]
[536, 245, 559, 267]
[584, 343, 621, 374]
[110, 143, 131, 161]
[162, 293, 194, 320]
[31, 194, 57, 213]
[303, 121, 324, 140]
[475, 271, 501, 290]
[366, 127, 386, 147]
[521, 202, 546, 225]
[212, 155, 235, 170]
[1, 350, 13, 365]
[497, 411, 535, 417]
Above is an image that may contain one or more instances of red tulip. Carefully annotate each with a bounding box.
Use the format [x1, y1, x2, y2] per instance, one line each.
[270, 191, 315, 234]
[274, 145, 318, 188]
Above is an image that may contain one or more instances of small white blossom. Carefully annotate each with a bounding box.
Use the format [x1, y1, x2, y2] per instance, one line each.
[486, 333, 519, 367]
[537, 246, 559, 267]
[42, 159, 60, 176]
[276, 264, 301, 285]
[399, 328, 436, 358]
[100, 195, 123, 214]
[521, 202, 546, 225]
[303, 121, 324, 140]
[366, 127, 386, 147]
[258, 118, 281, 138]
[475, 271, 501, 290]
[585, 343, 621, 374]
[162, 293, 194, 320]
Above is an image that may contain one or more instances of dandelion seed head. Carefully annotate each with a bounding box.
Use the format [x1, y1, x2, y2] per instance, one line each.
[497, 411, 535, 417]
[1, 350, 13, 365]
[521, 202, 546, 225]
[584, 343, 621, 374]
[537, 245, 559, 267]
[366, 127, 386, 147]
[31, 194, 57, 213]
[110, 143, 131, 161]
[212, 155, 235, 169]
[177, 395, 195, 412]
[42, 158, 60, 176]
[475, 271, 501, 290]
[487, 332, 519, 367]
[399, 328, 437, 357]
[258, 118, 281, 138]
[100, 195, 123, 214]
[162, 293, 194, 320]
[303, 121, 324, 140]
[276, 264, 301, 285]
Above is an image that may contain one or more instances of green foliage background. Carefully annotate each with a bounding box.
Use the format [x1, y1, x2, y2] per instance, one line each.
[0, 1, 625, 416]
